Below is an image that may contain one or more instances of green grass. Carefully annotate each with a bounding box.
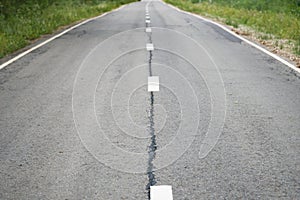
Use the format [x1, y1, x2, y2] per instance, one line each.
[0, 0, 137, 58]
[164, 0, 300, 55]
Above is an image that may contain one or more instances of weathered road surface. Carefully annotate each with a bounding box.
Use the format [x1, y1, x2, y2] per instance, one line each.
[0, 0, 299, 199]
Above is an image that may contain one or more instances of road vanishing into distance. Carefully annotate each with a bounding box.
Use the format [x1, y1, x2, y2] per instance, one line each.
[1, 0, 300, 199]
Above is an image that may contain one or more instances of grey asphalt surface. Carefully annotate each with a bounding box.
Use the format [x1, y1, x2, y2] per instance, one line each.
[1, 0, 300, 199]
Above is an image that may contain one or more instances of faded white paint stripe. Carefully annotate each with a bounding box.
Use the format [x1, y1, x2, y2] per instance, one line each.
[162, 1, 300, 74]
[0, 5, 127, 70]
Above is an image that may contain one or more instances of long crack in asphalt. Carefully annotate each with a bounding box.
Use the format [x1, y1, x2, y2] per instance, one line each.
[145, 11, 157, 200]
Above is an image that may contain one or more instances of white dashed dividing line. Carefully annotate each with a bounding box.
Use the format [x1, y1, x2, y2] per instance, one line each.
[148, 76, 159, 92]
[145, 1, 172, 199]
[146, 43, 154, 51]
[162, 1, 300, 74]
[150, 185, 173, 200]
[146, 27, 152, 33]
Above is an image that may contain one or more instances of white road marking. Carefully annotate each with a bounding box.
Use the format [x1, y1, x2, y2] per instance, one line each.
[162, 1, 300, 74]
[0, 5, 128, 71]
[146, 19, 151, 24]
[150, 185, 173, 200]
[146, 27, 152, 33]
[146, 43, 154, 51]
[148, 76, 159, 92]
[146, 15, 150, 20]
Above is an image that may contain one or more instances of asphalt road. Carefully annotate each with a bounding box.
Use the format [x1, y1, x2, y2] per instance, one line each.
[1, 0, 300, 199]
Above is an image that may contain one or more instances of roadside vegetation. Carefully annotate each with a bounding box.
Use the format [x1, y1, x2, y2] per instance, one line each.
[0, 0, 136, 58]
[165, 0, 300, 58]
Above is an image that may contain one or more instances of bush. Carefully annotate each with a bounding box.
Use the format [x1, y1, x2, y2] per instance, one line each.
[165, 0, 300, 55]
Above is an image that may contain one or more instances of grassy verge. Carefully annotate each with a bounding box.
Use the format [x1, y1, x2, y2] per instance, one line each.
[0, 0, 137, 58]
[164, 0, 300, 56]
